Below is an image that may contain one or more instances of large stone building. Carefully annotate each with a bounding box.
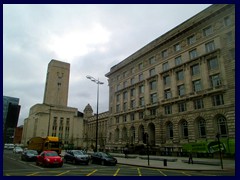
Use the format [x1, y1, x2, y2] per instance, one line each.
[105, 4, 235, 154]
[22, 60, 84, 148]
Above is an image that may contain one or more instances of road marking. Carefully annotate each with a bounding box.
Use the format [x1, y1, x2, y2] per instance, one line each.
[157, 169, 167, 176]
[26, 172, 39, 176]
[182, 171, 191, 176]
[29, 164, 44, 169]
[86, 169, 97, 176]
[56, 170, 70, 176]
[137, 168, 142, 176]
[113, 168, 120, 176]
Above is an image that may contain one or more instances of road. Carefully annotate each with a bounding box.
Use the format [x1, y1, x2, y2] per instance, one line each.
[3, 150, 234, 176]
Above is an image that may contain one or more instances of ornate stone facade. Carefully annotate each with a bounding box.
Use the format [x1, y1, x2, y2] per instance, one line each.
[105, 4, 235, 153]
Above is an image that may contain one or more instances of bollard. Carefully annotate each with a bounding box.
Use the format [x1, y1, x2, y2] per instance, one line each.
[164, 159, 167, 166]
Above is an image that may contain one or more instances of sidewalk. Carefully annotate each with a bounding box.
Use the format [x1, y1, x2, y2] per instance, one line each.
[61, 150, 235, 171]
[111, 153, 235, 171]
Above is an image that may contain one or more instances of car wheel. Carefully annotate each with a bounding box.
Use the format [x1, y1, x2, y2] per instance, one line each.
[101, 160, 105, 166]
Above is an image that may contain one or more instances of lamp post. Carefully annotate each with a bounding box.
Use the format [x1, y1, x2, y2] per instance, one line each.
[86, 75, 104, 152]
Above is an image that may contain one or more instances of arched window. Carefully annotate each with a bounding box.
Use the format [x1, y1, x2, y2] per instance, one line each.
[217, 116, 228, 137]
[167, 122, 173, 139]
[198, 119, 206, 138]
[181, 121, 188, 139]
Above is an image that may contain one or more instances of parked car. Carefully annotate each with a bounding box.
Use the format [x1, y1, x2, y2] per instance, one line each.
[64, 150, 90, 165]
[21, 149, 38, 161]
[13, 146, 23, 154]
[5, 144, 15, 150]
[91, 152, 117, 166]
[36, 151, 63, 167]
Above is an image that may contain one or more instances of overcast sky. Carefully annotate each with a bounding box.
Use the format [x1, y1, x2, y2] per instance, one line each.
[3, 4, 211, 126]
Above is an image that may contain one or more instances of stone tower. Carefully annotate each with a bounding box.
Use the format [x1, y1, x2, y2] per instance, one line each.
[43, 59, 70, 106]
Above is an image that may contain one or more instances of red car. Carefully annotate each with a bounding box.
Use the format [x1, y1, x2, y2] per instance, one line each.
[36, 151, 63, 167]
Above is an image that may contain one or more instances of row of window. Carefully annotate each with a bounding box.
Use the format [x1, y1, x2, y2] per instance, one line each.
[110, 115, 228, 143]
[116, 46, 220, 92]
[115, 94, 224, 119]
[115, 15, 232, 84]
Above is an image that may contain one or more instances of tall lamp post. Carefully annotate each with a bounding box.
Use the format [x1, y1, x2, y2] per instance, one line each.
[86, 75, 104, 152]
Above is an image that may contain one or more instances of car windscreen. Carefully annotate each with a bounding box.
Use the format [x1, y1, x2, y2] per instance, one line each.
[73, 151, 84, 155]
[45, 152, 58, 157]
[27, 150, 38, 155]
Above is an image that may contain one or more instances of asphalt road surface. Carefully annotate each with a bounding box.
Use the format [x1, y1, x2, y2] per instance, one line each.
[3, 150, 234, 176]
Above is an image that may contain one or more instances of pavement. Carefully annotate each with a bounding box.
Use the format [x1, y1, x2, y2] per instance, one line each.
[112, 153, 235, 171]
[61, 150, 235, 171]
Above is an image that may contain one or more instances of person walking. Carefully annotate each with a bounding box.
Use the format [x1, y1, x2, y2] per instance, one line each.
[188, 152, 193, 164]
[124, 147, 128, 158]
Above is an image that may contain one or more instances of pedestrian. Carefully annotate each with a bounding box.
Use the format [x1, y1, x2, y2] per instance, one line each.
[124, 147, 128, 158]
[188, 152, 193, 164]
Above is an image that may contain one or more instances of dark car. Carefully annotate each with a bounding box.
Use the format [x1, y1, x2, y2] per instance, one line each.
[91, 152, 117, 166]
[64, 150, 90, 165]
[21, 149, 38, 161]
[36, 151, 63, 167]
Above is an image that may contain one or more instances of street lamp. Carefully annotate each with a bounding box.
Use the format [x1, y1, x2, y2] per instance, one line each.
[86, 75, 104, 152]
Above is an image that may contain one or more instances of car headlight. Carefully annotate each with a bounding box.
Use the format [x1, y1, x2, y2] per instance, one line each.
[45, 158, 50, 162]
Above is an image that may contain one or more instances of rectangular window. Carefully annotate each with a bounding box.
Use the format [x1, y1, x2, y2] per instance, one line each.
[174, 43, 181, 52]
[139, 97, 145, 107]
[176, 70, 184, 81]
[131, 67, 135, 74]
[116, 104, 120, 113]
[205, 41, 215, 53]
[116, 117, 119, 124]
[150, 108, 157, 116]
[208, 57, 218, 70]
[116, 94, 120, 102]
[130, 113, 135, 121]
[150, 93, 158, 104]
[193, 80, 202, 92]
[163, 62, 169, 71]
[178, 102, 186, 112]
[194, 99, 204, 109]
[178, 84, 185, 96]
[149, 56, 156, 64]
[131, 78, 135, 85]
[139, 63, 143, 70]
[123, 81, 127, 88]
[123, 91, 128, 101]
[226, 31, 233, 43]
[123, 102, 127, 111]
[123, 115, 127, 122]
[163, 75, 170, 85]
[224, 16, 231, 26]
[189, 49, 198, 59]
[149, 68, 156, 76]
[139, 74, 143, 81]
[191, 64, 200, 76]
[149, 80, 157, 91]
[117, 84, 121, 91]
[188, 35, 196, 45]
[139, 112, 144, 119]
[203, 26, 213, 36]
[131, 100, 135, 108]
[130, 88, 135, 97]
[164, 105, 172, 115]
[175, 56, 182, 66]
[162, 49, 168, 58]
[164, 89, 171, 99]
[139, 85, 144, 94]
[212, 94, 224, 106]
[210, 74, 221, 87]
